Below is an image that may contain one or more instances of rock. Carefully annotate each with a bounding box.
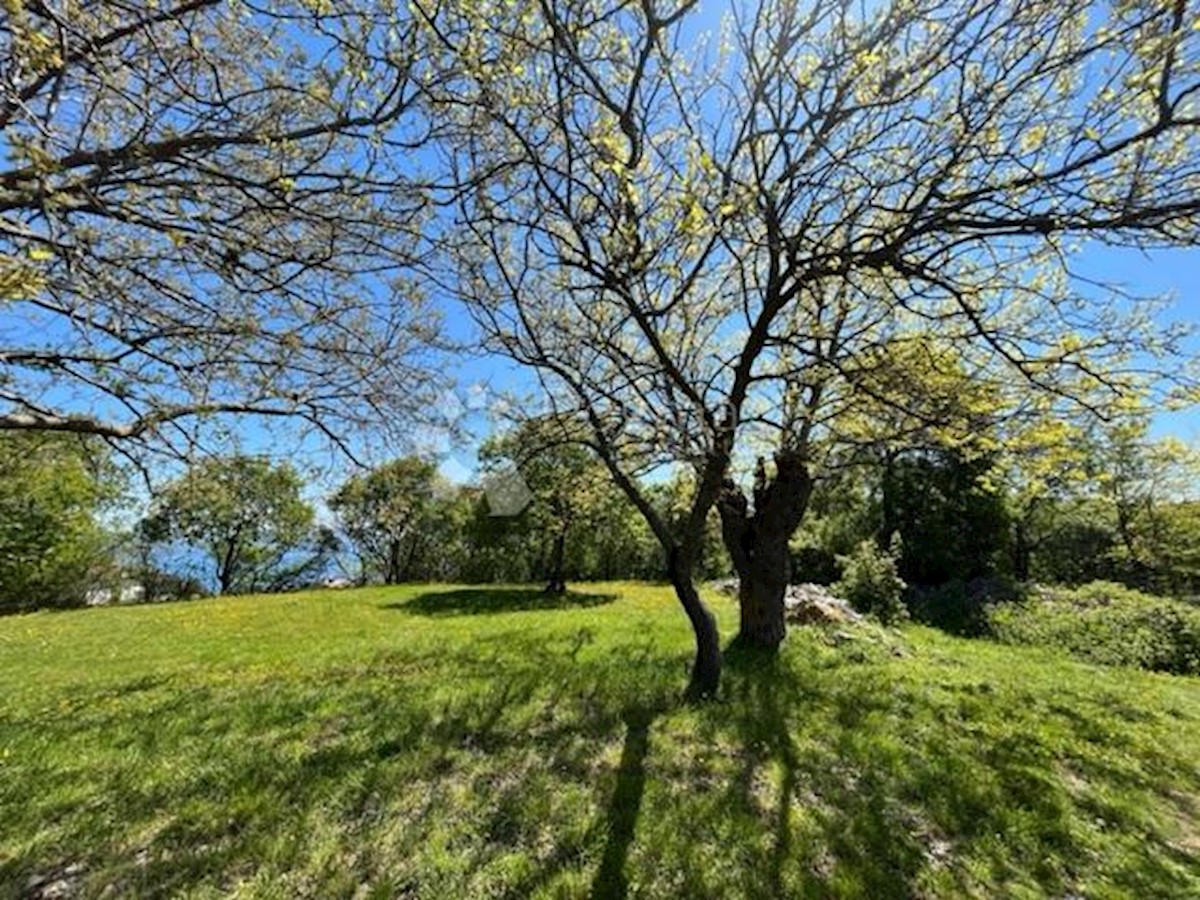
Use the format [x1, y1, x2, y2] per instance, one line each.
[784, 583, 864, 626]
[40, 880, 75, 900]
[711, 579, 864, 625]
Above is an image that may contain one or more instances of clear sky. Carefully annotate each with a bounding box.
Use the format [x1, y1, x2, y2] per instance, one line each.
[1070, 245, 1200, 443]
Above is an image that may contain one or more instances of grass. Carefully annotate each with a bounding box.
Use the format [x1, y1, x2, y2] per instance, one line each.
[1, 582, 1198, 898]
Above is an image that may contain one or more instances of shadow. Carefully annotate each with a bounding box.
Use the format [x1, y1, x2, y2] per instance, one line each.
[385, 587, 617, 617]
[680, 635, 1200, 899]
[590, 706, 657, 900]
[6, 613, 1200, 900]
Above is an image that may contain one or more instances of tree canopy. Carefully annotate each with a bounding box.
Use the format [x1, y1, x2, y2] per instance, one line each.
[0, 431, 121, 610]
[1, 0, 441, 457]
[140, 455, 319, 594]
[330, 457, 444, 585]
[427, 0, 1200, 691]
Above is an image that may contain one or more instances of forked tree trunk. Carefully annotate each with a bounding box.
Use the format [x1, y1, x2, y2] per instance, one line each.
[718, 452, 813, 651]
[668, 547, 721, 699]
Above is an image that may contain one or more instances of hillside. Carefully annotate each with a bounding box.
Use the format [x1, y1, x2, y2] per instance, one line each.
[1, 584, 1198, 898]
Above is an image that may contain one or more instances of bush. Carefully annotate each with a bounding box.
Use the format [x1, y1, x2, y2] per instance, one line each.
[790, 545, 840, 585]
[907, 576, 1024, 637]
[137, 566, 209, 603]
[834, 537, 908, 625]
[988, 581, 1200, 676]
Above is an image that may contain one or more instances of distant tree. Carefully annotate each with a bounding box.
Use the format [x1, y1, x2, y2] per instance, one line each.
[996, 415, 1200, 594]
[141, 456, 315, 595]
[0, 433, 121, 610]
[1028, 497, 1125, 586]
[1, 1, 442, 456]
[481, 417, 626, 593]
[788, 474, 876, 585]
[1098, 420, 1200, 594]
[329, 458, 443, 585]
[1145, 501, 1200, 596]
[878, 449, 1010, 586]
[992, 414, 1098, 582]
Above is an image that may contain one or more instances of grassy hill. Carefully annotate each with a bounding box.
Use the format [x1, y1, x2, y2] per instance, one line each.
[1, 583, 1198, 898]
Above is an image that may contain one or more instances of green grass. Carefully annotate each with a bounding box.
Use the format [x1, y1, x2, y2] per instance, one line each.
[1, 582, 1198, 898]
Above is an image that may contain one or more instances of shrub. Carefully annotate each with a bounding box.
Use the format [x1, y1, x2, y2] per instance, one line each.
[907, 576, 1024, 637]
[790, 545, 840, 585]
[988, 581, 1200, 676]
[834, 537, 908, 625]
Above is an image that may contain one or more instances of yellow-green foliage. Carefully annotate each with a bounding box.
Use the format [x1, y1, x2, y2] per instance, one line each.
[0, 433, 117, 609]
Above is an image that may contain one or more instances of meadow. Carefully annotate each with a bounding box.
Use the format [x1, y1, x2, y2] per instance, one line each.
[1, 583, 1198, 898]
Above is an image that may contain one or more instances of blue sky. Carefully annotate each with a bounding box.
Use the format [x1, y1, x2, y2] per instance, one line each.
[1070, 245, 1200, 443]
[3, 0, 1197, 496]
[422, 240, 1200, 491]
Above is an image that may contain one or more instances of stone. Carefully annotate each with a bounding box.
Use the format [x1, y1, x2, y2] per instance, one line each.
[40, 880, 75, 900]
[783, 583, 864, 625]
[712, 579, 864, 625]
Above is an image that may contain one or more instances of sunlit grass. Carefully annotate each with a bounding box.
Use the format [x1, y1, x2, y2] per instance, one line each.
[1, 582, 1198, 897]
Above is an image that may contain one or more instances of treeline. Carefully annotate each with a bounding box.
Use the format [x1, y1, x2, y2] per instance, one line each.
[0, 430, 728, 612]
[1, 419, 1196, 613]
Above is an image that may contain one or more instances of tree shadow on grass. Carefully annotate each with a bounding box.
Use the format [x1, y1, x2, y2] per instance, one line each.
[384, 587, 617, 616]
[590, 705, 657, 900]
[6, 628, 1200, 899]
[694, 637, 1200, 899]
[0, 632, 663, 899]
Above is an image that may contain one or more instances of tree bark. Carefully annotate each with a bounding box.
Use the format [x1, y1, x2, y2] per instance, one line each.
[217, 525, 244, 595]
[385, 538, 402, 585]
[717, 452, 813, 651]
[544, 527, 567, 594]
[667, 547, 722, 699]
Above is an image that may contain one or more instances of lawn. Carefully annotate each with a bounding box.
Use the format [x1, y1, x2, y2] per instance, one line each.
[1, 583, 1198, 898]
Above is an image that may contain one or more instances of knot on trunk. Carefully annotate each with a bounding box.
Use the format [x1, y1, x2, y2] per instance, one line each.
[717, 477, 749, 520]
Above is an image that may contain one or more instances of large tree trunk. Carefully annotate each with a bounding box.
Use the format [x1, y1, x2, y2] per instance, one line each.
[668, 547, 721, 699]
[718, 452, 813, 651]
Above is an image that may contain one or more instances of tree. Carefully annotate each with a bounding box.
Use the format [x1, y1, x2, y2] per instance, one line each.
[140, 455, 316, 594]
[990, 412, 1099, 582]
[0, 432, 121, 610]
[1096, 418, 1200, 593]
[329, 457, 442, 584]
[878, 449, 1010, 586]
[480, 417, 627, 593]
[1, 0, 441, 457]
[430, 0, 1200, 691]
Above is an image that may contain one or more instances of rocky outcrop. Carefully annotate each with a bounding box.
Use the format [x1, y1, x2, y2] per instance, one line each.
[713, 579, 863, 625]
